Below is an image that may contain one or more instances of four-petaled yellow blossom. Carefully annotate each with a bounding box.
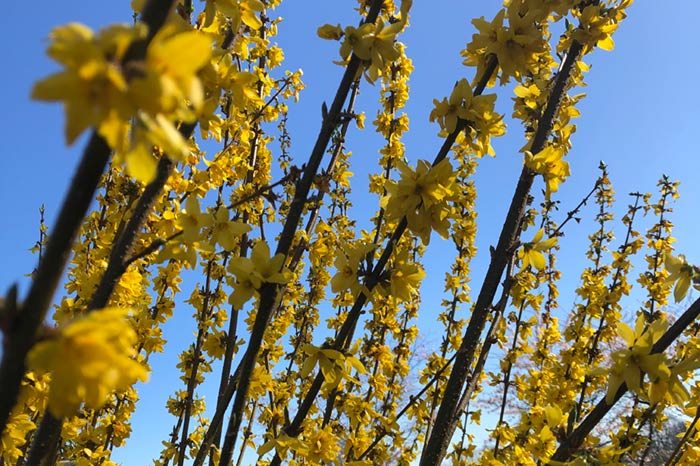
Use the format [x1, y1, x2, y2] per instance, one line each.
[27, 307, 149, 418]
[518, 229, 557, 271]
[331, 241, 375, 295]
[604, 315, 669, 405]
[31, 23, 146, 145]
[337, 13, 407, 82]
[524, 145, 570, 199]
[209, 207, 251, 251]
[177, 196, 213, 244]
[465, 8, 547, 84]
[227, 241, 291, 308]
[300, 344, 367, 389]
[130, 27, 212, 121]
[664, 253, 699, 303]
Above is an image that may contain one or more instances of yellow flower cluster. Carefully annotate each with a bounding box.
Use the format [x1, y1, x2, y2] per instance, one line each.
[1, 412, 36, 464]
[566, 2, 632, 53]
[27, 308, 148, 418]
[524, 145, 570, 199]
[601, 314, 700, 407]
[381, 158, 456, 244]
[318, 0, 411, 82]
[464, 6, 549, 84]
[33, 22, 213, 183]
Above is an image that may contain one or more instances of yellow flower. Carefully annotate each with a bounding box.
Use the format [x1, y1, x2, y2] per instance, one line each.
[32, 23, 145, 145]
[209, 208, 251, 251]
[382, 158, 456, 244]
[177, 196, 213, 244]
[317, 23, 343, 40]
[125, 112, 193, 183]
[202, 331, 227, 359]
[465, 8, 547, 83]
[227, 241, 291, 308]
[664, 253, 699, 303]
[299, 344, 367, 389]
[430, 79, 503, 148]
[128, 28, 213, 121]
[379, 248, 425, 302]
[430, 79, 475, 134]
[384, 159, 454, 212]
[305, 425, 342, 463]
[524, 145, 570, 199]
[331, 242, 375, 295]
[338, 15, 406, 82]
[571, 4, 619, 52]
[27, 307, 149, 418]
[518, 229, 557, 271]
[604, 315, 669, 404]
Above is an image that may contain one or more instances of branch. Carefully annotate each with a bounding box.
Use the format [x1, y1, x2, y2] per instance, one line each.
[419, 39, 585, 466]
[124, 231, 183, 269]
[0, 132, 111, 434]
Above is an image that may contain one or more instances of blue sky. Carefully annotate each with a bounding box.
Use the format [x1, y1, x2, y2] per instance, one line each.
[2, 1, 699, 464]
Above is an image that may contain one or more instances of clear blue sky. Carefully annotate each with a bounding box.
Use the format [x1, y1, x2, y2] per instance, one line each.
[2, 1, 699, 464]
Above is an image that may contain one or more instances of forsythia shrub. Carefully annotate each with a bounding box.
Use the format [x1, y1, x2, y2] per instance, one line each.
[2, 1, 700, 465]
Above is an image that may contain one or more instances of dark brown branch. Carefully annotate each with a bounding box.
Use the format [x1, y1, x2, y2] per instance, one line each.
[124, 231, 183, 268]
[419, 40, 584, 466]
[0, 132, 111, 436]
